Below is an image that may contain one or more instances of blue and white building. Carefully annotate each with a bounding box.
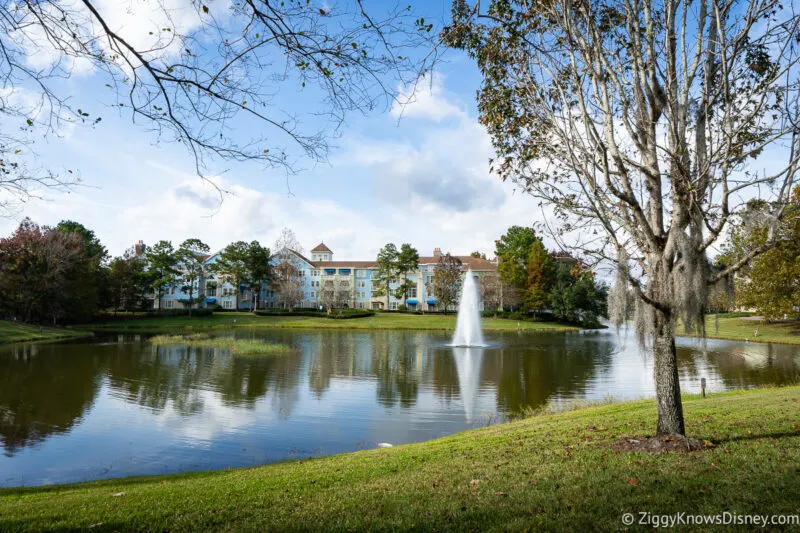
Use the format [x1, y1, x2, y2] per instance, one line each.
[152, 242, 498, 311]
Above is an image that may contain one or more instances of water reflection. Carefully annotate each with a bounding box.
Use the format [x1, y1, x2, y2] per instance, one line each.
[451, 347, 484, 422]
[0, 329, 797, 486]
[0, 343, 101, 456]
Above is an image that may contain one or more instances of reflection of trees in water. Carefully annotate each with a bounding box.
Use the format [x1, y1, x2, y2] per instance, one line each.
[105, 339, 304, 417]
[483, 333, 615, 414]
[300, 331, 432, 409]
[677, 342, 800, 389]
[0, 344, 102, 456]
[372, 332, 430, 408]
[303, 332, 362, 398]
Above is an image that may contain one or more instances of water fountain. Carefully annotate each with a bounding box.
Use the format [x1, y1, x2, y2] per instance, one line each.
[451, 269, 485, 347]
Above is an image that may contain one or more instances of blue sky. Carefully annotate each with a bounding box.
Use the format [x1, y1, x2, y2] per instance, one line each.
[0, 0, 543, 260]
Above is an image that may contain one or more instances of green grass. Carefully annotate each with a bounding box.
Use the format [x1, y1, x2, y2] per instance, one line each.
[2, 386, 799, 532]
[82, 312, 581, 333]
[149, 333, 292, 355]
[698, 315, 800, 345]
[0, 320, 92, 345]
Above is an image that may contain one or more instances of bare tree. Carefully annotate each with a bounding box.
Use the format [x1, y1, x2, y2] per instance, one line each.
[446, 0, 800, 435]
[320, 281, 337, 314]
[0, 1, 438, 214]
[430, 253, 462, 313]
[480, 271, 501, 316]
[272, 228, 304, 310]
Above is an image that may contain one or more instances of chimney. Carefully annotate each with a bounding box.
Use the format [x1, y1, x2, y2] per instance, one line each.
[135, 240, 146, 257]
[433, 247, 442, 257]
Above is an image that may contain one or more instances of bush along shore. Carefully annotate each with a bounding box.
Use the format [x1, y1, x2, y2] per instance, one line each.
[1, 386, 799, 532]
[149, 333, 292, 356]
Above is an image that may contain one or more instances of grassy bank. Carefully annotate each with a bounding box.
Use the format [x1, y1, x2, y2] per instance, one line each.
[0, 320, 92, 345]
[82, 312, 581, 333]
[2, 386, 799, 532]
[150, 333, 292, 355]
[699, 315, 800, 345]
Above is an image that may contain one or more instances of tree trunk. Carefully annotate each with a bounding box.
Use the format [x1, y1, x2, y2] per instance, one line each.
[653, 309, 685, 435]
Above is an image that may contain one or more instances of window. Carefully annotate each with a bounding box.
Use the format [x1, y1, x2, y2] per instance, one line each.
[311, 270, 320, 277]
[163, 299, 174, 309]
[390, 302, 398, 310]
[356, 269, 366, 277]
[207, 286, 217, 297]
[223, 300, 233, 309]
[298, 270, 306, 277]
[407, 287, 417, 298]
[358, 303, 364, 309]
[358, 280, 366, 288]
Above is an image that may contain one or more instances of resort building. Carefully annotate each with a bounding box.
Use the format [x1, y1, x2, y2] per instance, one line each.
[152, 242, 498, 312]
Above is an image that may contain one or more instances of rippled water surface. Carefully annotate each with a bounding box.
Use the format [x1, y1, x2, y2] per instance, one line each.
[1, 328, 798, 486]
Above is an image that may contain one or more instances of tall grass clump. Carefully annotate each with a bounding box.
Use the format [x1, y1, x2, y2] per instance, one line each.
[149, 333, 291, 356]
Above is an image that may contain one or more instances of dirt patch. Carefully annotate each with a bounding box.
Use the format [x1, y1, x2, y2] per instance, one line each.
[610, 434, 713, 454]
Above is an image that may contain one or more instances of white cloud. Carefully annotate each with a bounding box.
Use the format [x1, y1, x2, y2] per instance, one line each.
[390, 74, 465, 122]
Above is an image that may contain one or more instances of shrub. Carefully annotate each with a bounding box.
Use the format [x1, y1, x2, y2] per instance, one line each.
[253, 309, 375, 319]
[93, 308, 214, 321]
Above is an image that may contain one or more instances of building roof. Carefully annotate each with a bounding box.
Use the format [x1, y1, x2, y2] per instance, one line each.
[312, 256, 497, 271]
[418, 255, 497, 271]
[311, 242, 332, 253]
[313, 261, 377, 268]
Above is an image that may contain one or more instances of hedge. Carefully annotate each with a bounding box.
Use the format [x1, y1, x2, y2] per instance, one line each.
[253, 309, 375, 319]
[94, 308, 214, 321]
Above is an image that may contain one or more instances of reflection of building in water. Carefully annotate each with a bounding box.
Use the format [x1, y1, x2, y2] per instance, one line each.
[451, 347, 485, 423]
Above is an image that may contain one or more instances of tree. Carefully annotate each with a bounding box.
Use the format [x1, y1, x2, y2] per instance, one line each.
[211, 241, 250, 310]
[245, 241, 272, 311]
[735, 187, 800, 320]
[176, 238, 210, 314]
[470, 251, 487, 259]
[55, 220, 108, 318]
[549, 265, 608, 328]
[145, 241, 179, 310]
[523, 240, 555, 313]
[107, 247, 150, 313]
[375, 243, 400, 310]
[0, 2, 437, 214]
[446, 1, 800, 436]
[395, 244, 420, 305]
[0, 219, 87, 323]
[430, 253, 463, 313]
[480, 272, 502, 316]
[320, 281, 337, 314]
[495, 226, 538, 292]
[272, 228, 304, 310]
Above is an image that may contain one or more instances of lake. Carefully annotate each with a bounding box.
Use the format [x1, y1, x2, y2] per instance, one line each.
[1, 328, 798, 487]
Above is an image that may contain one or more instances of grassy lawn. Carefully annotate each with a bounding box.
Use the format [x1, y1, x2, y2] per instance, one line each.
[1, 386, 798, 531]
[0, 320, 92, 345]
[81, 312, 581, 333]
[699, 315, 800, 345]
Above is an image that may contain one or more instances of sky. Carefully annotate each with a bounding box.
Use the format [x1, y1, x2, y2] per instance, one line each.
[0, 0, 544, 260]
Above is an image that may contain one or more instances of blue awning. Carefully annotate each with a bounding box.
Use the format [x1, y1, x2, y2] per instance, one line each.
[426, 299, 438, 305]
[338, 268, 351, 274]
[406, 299, 418, 305]
[205, 298, 217, 304]
[324, 268, 336, 274]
